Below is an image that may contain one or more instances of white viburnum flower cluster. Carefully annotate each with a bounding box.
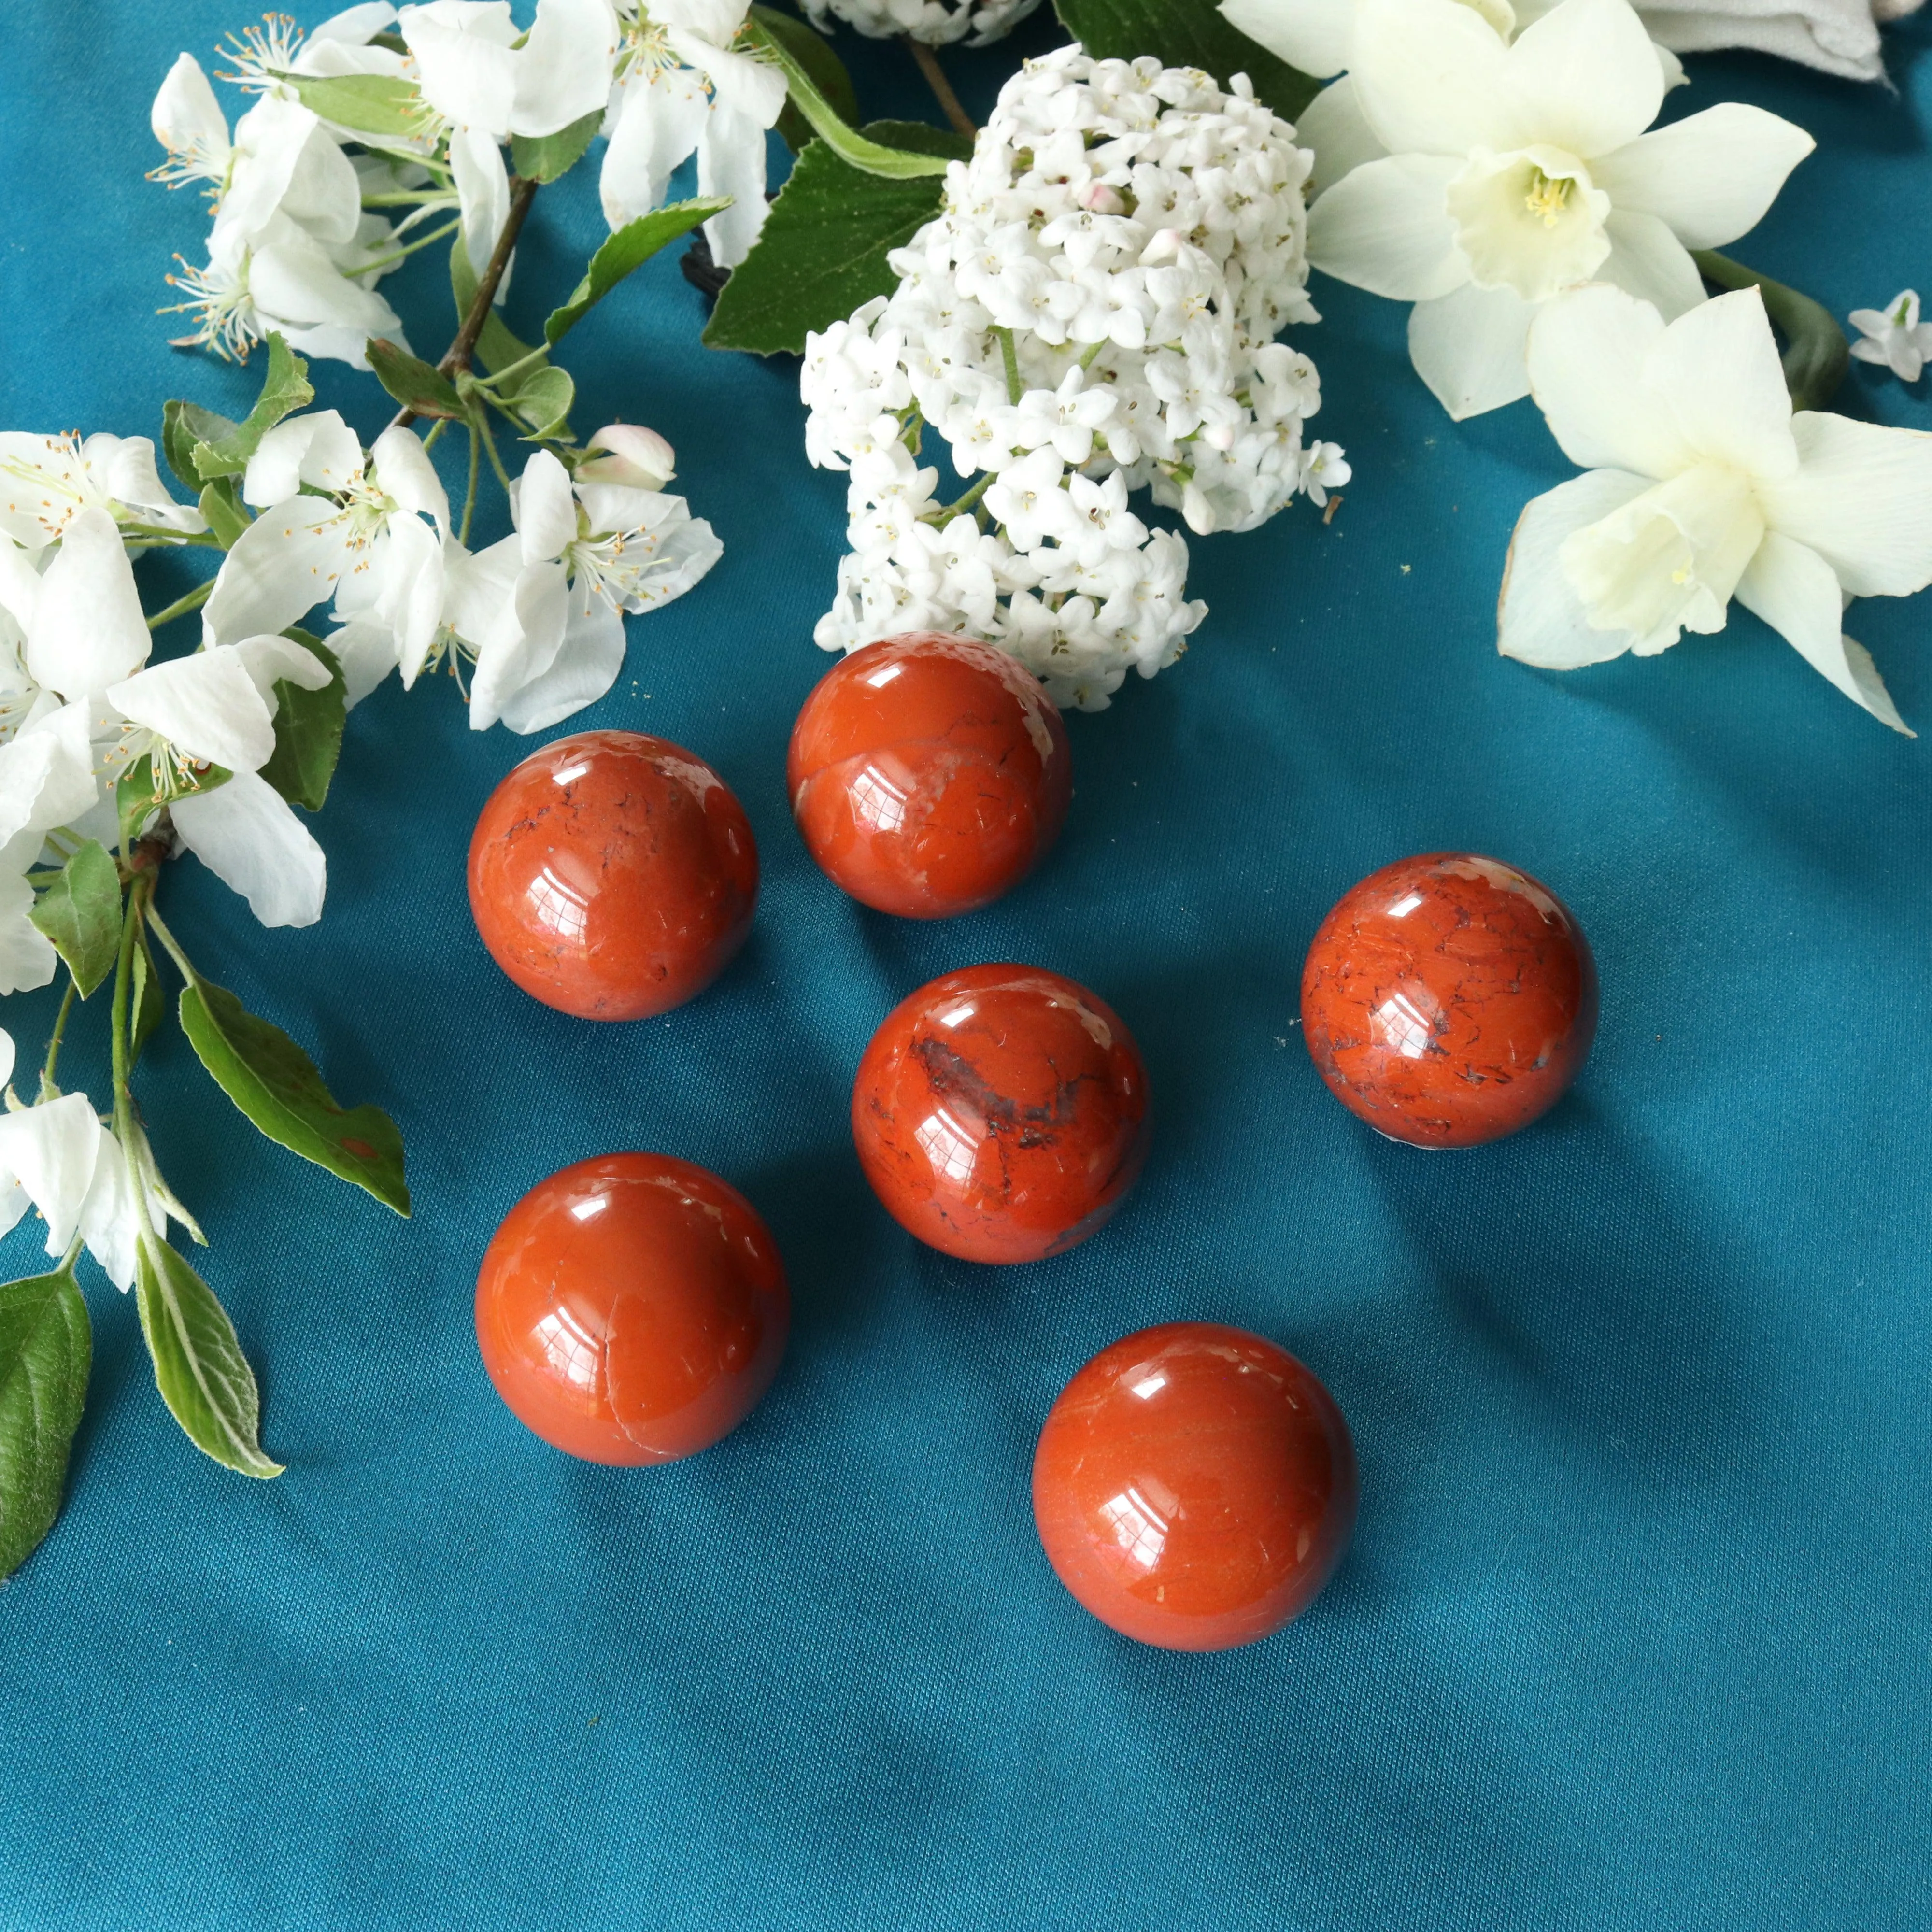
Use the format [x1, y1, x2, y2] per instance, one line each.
[801, 46, 1338, 711]
[801, 0, 1041, 49]
[153, 0, 791, 366]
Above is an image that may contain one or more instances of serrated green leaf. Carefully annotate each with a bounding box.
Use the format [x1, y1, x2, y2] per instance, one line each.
[705, 128, 966, 356]
[259, 631, 345, 812]
[0, 1267, 90, 1580]
[511, 365, 575, 439]
[177, 976, 410, 1215]
[366, 337, 466, 419]
[544, 198, 730, 346]
[28, 841, 121, 1000]
[191, 334, 313, 480]
[134, 1238, 280, 1478]
[275, 69, 422, 137]
[511, 108, 602, 183]
[745, 18, 954, 178]
[197, 476, 252, 548]
[1692, 249, 1848, 412]
[1051, 0, 1316, 119]
[131, 926, 165, 1068]
[451, 237, 546, 381]
[749, 4, 860, 154]
[162, 399, 238, 494]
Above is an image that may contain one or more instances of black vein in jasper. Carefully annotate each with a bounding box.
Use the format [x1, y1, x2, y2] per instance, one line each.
[911, 1037, 1101, 1150]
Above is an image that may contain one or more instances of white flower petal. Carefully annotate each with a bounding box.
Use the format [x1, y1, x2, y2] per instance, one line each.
[152, 53, 229, 170]
[0, 701, 100, 849]
[497, 582, 625, 733]
[1596, 209, 1705, 322]
[0, 871, 57, 996]
[1298, 77, 1389, 192]
[599, 72, 710, 229]
[171, 768, 327, 927]
[278, 116, 366, 248]
[204, 497, 352, 644]
[1590, 105, 1814, 253]
[375, 513, 447, 682]
[1407, 278, 1536, 418]
[517, 450, 578, 565]
[0, 540, 43, 638]
[0, 1093, 103, 1256]
[1442, 144, 1609, 301]
[109, 648, 280, 772]
[94, 436, 199, 523]
[579, 424, 676, 491]
[1219, 0, 1354, 77]
[218, 97, 327, 248]
[469, 557, 568, 731]
[1494, 0, 1662, 160]
[372, 426, 451, 530]
[1307, 154, 1466, 300]
[1349, 0, 1512, 160]
[1498, 467, 1653, 665]
[25, 508, 150, 698]
[1756, 412, 1932, 599]
[442, 534, 523, 665]
[233, 633, 333, 699]
[0, 1027, 12, 1091]
[673, 33, 787, 127]
[1524, 281, 1691, 477]
[1648, 285, 1797, 480]
[249, 221, 405, 346]
[698, 101, 771, 269]
[511, 0, 619, 137]
[400, 0, 519, 131]
[449, 124, 511, 294]
[78, 1127, 143, 1293]
[326, 617, 403, 706]
[243, 409, 365, 508]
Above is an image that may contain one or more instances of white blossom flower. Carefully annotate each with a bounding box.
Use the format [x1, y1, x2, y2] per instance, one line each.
[1254, 0, 1813, 418]
[801, 0, 1042, 48]
[0, 433, 205, 548]
[1499, 282, 1932, 733]
[1849, 290, 1932, 385]
[802, 47, 1334, 709]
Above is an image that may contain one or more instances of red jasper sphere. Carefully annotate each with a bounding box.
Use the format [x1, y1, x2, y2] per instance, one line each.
[787, 632, 1073, 919]
[1033, 1322, 1358, 1651]
[1301, 852, 1597, 1149]
[475, 1153, 788, 1465]
[468, 730, 757, 1021]
[851, 963, 1151, 1264]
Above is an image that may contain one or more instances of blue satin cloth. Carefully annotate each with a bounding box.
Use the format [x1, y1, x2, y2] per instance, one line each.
[3, 5, 1930, 1926]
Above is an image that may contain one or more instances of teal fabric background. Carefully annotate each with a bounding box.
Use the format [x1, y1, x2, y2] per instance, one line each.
[2, 4, 1929, 1926]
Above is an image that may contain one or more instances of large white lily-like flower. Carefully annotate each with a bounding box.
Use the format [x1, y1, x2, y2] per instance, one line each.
[0, 433, 205, 548]
[1499, 283, 1932, 732]
[1253, 0, 1813, 418]
[600, 0, 788, 268]
[459, 441, 721, 732]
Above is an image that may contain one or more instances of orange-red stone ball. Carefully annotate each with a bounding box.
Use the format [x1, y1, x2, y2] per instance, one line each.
[468, 730, 757, 1021]
[787, 632, 1073, 919]
[1032, 1322, 1358, 1651]
[1301, 852, 1597, 1149]
[475, 1153, 789, 1465]
[851, 963, 1151, 1264]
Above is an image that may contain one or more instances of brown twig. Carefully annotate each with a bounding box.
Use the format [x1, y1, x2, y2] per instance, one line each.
[903, 37, 977, 141]
[389, 174, 541, 431]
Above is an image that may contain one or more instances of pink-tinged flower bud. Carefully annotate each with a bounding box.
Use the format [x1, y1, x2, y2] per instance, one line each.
[1077, 181, 1125, 215]
[577, 423, 676, 490]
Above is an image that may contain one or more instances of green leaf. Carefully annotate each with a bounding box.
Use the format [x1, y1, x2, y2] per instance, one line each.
[162, 399, 238, 494]
[511, 108, 603, 183]
[1693, 249, 1849, 413]
[744, 17, 954, 178]
[130, 926, 165, 1068]
[544, 198, 730, 346]
[749, 4, 861, 154]
[258, 630, 345, 812]
[177, 976, 410, 1215]
[0, 1268, 90, 1580]
[511, 365, 576, 439]
[1051, 0, 1317, 119]
[134, 1238, 280, 1478]
[192, 333, 314, 479]
[705, 127, 967, 356]
[198, 476, 252, 549]
[274, 69, 423, 137]
[451, 237, 546, 381]
[28, 841, 121, 1000]
[366, 337, 466, 420]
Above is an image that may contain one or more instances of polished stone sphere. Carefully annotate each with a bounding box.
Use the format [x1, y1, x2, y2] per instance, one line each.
[468, 730, 757, 1021]
[851, 963, 1151, 1264]
[788, 632, 1073, 919]
[475, 1153, 788, 1465]
[1032, 1322, 1358, 1651]
[1301, 852, 1597, 1148]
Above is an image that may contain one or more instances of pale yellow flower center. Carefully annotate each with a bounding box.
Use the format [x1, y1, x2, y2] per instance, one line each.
[1523, 170, 1573, 229]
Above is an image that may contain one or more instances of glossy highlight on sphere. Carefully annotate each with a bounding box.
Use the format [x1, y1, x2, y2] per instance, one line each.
[1033, 1323, 1358, 1651]
[1302, 852, 1597, 1149]
[788, 632, 1073, 919]
[468, 730, 757, 1021]
[851, 964, 1151, 1264]
[475, 1153, 789, 1465]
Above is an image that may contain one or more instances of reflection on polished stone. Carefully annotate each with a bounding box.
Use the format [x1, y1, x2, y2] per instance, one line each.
[468, 729, 757, 1021]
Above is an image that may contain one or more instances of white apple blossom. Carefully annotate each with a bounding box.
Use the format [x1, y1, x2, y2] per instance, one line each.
[1849, 291, 1932, 385]
[1246, 0, 1814, 419]
[0, 434, 206, 548]
[1498, 283, 1932, 733]
[801, 0, 1041, 48]
[802, 46, 1336, 710]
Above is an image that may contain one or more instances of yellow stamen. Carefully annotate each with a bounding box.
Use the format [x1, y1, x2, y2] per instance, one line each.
[1523, 170, 1572, 228]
